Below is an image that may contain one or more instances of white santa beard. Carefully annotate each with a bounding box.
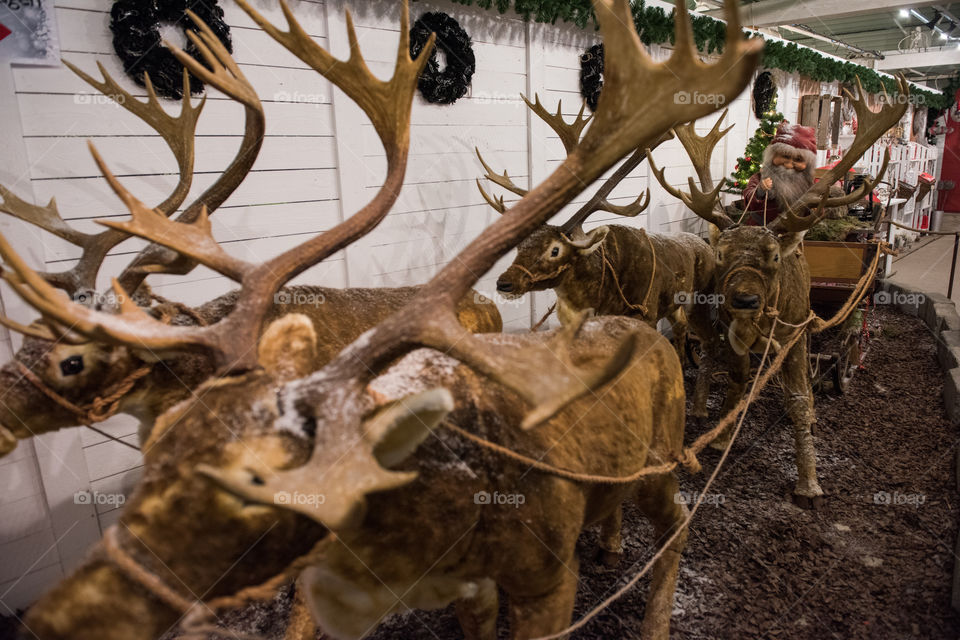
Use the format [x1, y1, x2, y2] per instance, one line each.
[761, 163, 814, 210]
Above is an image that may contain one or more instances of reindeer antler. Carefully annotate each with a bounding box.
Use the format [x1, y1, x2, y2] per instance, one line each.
[0, 66, 202, 300]
[478, 97, 670, 231]
[0, 1, 433, 373]
[648, 108, 734, 230]
[770, 76, 906, 233]
[114, 13, 267, 293]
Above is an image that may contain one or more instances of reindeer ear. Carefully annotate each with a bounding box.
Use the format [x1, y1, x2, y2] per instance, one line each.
[258, 314, 318, 383]
[567, 226, 609, 255]
[364, 389, 453, 468]
[778, 231, 806, 257]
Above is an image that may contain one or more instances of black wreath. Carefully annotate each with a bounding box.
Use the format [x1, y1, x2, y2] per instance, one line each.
[752, 71, 777, 118]
[580, 43, 604, 112]
[110, 0, 233, 100]
[409, 12, 475, 105]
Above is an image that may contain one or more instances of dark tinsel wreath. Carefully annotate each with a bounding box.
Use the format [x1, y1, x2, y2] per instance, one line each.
[752, 71, 777, 118]
[580, 43, 603, 112]
[409, 12, 475, 105]
[110, 0, 232, 100]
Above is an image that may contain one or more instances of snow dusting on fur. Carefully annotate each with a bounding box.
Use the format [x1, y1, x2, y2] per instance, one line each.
[367, 349, 459, 403]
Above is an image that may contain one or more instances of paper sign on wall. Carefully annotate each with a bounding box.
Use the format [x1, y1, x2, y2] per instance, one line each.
[0, 0, 59, 66]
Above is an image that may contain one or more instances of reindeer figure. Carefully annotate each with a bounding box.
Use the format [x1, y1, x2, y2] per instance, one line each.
[5, 1, 761, 639]
[0, 55, 499, 457]
[482, 99, 715, 362]
[649, 78, 906, 507]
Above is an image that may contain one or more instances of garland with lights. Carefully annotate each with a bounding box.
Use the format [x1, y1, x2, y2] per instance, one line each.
[109, 0, 232, 99]
[724, 94, 785, 194]
[448, 0, 952, 110]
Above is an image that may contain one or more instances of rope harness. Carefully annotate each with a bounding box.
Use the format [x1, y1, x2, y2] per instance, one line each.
[12, 294, 209, 452]
[16, 361, 150, 451]
[597, 229, 657, 320]
[102, 525, 332, 640]
[503, 261, 570, 284]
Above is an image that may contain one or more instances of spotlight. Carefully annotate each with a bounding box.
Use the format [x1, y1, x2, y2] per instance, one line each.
[899, 8, 910, 18]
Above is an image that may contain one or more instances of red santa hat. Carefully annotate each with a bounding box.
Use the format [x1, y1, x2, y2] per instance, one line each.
[764, 123, 817, 166]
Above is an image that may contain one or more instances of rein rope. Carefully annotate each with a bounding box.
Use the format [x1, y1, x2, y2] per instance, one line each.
[16, 361, 149, 451]
[12, 294, 210, 452]
[597, 229, 657, 320]
[504, 262, 570, 284]
[102, 525, 333, 640]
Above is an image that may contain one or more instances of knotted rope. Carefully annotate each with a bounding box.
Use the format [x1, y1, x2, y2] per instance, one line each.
[16, 361, 150, 451]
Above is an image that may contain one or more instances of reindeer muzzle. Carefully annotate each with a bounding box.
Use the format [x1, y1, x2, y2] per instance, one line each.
[731, 293, 761, 310]
[495, 278, 514, 293]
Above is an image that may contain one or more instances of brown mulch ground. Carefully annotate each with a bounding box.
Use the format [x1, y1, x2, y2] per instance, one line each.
[4, 308, 958, 639]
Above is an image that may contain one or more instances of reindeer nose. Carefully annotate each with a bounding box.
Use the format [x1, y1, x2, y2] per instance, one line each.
[496, 279, 514, 293]
[731, 294, 760, 310]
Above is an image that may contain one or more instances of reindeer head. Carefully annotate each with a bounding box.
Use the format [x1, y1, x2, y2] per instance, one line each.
[496, 224, 608, 297]
[713, 225, 805, 317]
[0, 52, 265, 455]
[0, 331, 139, 454]
[3, 0, 761, 636]
[480, 96, 668, 301]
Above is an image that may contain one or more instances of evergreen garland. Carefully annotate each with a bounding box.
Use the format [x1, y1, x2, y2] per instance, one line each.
[724, 94, 784, 194]
[445, 0, 952, 110]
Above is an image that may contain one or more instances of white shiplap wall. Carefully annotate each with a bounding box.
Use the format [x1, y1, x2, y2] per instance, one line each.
[0, 0, 854, 611]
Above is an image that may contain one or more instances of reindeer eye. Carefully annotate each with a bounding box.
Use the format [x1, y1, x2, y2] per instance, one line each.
[60, 355, 84, 376]
[550, 247, 560, 257]
[773, 254, 780, 263]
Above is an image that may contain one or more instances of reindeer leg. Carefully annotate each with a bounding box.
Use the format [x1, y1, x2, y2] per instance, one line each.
[507, 557, 579, 640]
[455, 578, 498, 640]
[669, 307, 687, 364]
[284, 580, 319, 640]
[710, 351, 749, 450]
[595, 506, 623, 567]
[687, 303, 716, 420]
[782, 339, 824, 508]
[635, 474, 688, 640]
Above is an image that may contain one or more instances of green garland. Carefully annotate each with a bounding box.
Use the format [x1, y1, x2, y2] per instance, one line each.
[443, 0, 952, 109]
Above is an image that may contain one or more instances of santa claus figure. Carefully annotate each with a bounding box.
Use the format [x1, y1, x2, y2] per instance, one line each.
[743, 122, 817, 225]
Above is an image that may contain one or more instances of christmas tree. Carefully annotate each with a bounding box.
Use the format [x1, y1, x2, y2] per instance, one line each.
[723, 95, 785, 193]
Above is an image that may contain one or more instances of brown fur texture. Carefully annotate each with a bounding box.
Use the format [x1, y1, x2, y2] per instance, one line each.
[22, 316, 687, 640]
[495, 224, 715, 356]
[708, 226, 822, 503]
[0, 286, 500, 456]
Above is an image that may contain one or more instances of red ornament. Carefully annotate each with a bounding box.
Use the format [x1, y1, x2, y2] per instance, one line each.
[0, 23, 11, 43]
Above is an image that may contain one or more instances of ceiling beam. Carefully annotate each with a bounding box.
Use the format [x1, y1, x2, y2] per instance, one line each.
[876, 48, 960, 70]
[702, 0, 942, 28]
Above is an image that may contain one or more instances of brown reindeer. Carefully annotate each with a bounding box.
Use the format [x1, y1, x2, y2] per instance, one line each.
[649, 78, 905, 507]
[483, 100, 716, 362]
[0, 55, 499, 458]
[6, 1, 759, 639]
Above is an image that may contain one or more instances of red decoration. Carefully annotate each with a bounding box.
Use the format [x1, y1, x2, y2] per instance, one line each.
[0, 23, 11, 43]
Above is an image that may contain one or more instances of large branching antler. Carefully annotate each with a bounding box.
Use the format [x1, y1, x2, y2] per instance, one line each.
[770, 76, 906, 233]
[477, 94, 670, 230]
[0, 66, 202, 300]
[114, 13, 267, 294]
[648, 109, 734, 230]
[0, 2, 434, 372]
